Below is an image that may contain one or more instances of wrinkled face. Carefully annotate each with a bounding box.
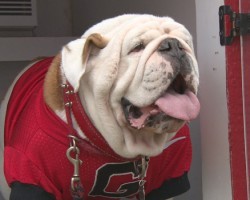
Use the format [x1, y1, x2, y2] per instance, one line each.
[75, 15, 200, 158]
[107, 20, 199, 133]
[119, 38, 199, 134]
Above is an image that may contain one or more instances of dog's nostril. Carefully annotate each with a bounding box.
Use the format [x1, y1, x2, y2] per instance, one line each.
[177, 42, 184, 50]
[158, 40, 171, 52]
[158, 38, 183, 52]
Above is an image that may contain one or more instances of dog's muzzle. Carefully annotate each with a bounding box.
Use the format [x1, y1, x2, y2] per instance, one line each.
[121, 38, 200, 131]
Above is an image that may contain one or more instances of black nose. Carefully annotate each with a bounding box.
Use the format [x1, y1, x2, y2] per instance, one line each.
[158, 38, 184, 57]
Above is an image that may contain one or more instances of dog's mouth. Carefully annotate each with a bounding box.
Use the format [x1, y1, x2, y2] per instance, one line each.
[121, 74, 200, 131]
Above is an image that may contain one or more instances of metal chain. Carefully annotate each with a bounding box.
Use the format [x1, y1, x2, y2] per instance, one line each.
[134, 156, 149, 200]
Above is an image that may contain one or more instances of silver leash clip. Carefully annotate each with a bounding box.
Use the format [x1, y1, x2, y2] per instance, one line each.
[66, 135, 84, 199]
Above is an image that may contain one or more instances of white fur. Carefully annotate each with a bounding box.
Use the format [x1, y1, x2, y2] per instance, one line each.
[61, 38, 87, 92]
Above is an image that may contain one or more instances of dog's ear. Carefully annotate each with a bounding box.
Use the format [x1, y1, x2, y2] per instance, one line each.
[61, 33, 108, 92]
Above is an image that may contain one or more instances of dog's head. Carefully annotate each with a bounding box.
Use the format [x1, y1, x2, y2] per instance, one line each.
[61, 14, 200, 158]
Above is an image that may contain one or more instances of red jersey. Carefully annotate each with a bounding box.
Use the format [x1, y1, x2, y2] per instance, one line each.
[4, 58, 192, 200]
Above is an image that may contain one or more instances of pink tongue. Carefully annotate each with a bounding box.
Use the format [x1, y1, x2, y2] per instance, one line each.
[129, 90, 200, 129]
[155, 90, 200, 121]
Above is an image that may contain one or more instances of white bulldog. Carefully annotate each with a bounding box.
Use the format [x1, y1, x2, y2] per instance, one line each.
[0, 14, 199, 200]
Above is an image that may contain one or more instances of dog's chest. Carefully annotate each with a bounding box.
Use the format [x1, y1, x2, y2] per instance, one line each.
[4, 57, 192, 200]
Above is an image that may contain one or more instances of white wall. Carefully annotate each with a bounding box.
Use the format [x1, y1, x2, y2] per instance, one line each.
[34, 0, 73, 36]
[72, 0, 196, 40]
[196, 0, 232, 199]
[0, 0, 74, 105]
[0, 0, 73, 37]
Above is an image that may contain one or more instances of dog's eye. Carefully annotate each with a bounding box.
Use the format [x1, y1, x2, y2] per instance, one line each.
[130, 43, 145, 53]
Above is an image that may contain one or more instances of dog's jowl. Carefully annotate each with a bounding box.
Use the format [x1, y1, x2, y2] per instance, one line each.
[0, 14, 200, 200]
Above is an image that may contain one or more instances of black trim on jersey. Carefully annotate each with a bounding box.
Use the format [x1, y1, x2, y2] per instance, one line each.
[9, 172, 189, 200]
[146, 172, 190, 200]
[10, 182, 55, 200]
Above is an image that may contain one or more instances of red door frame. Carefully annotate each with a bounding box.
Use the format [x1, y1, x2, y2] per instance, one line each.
[225, 0, 250, 199]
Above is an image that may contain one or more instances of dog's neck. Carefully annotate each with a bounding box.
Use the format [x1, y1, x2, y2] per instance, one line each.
[61, 82, 124, 159]
[43, 56, 131, 161]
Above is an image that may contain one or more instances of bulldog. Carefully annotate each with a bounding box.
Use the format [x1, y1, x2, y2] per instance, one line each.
[0, 14, 200, 200]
